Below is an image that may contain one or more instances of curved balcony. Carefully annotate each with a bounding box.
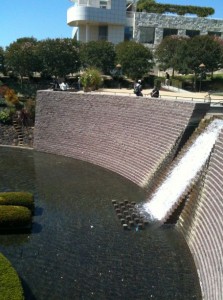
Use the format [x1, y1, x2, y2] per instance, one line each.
[67, 1, 126, 26]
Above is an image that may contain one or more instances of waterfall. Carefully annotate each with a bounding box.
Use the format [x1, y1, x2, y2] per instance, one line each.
[142, 119, 223, 223]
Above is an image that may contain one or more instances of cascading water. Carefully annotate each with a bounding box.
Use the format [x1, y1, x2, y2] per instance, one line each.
[142, 119, 223, 223]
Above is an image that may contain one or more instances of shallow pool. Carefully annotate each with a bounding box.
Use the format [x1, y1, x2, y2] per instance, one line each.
[0, 147, 201, 300]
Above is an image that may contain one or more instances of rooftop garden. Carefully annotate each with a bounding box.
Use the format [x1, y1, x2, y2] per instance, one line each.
[136, 0, 215, 17]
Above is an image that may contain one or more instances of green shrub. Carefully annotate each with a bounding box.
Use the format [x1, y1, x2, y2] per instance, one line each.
[80, 68, 103, 92]
[0, 206, 32, 229]
[154, 78, 162, 89]
[0, 192, 34, 212]
[0, 108, 12, 124]
[0, 253, 24, 300]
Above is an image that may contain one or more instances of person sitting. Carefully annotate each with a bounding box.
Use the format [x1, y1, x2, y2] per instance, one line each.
[150, 86, 159, 98]
[50, 79, 60, 90]
[60, 81, 69, 91]
[134, 80, 143, 97]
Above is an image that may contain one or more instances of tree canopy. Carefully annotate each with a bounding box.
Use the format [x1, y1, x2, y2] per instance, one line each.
[0, 47, 5, 74]
[115, 41, 153, 79]
[5, 37, 40, 80]
[80, 40, 116, 74]
[186, 35, 223, 76]
[155, 35, 190, 76]
[155, 35, 223, 77]
[36, 38, 81, 77]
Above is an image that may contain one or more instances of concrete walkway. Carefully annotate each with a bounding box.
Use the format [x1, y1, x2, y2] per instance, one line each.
[93, 85, 223, 103]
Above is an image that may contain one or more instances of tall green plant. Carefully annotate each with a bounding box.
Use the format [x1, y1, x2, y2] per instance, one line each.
[80, 68, 103, 92]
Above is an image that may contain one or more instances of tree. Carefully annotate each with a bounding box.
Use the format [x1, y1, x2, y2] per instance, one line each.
[5, 37, 40, 84]
[80, 41, 116, 74]
[0, 47, 5, 75]
[115, 41, 153, 80]
[36, 38, 81, 78]
[186, 35, 223, 78]
[155, 35, 190, 76]
[214, 36, 223, 70]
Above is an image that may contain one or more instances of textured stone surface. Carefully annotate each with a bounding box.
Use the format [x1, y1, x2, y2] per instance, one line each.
[134, 13, 223, 48]
[34, 91, 207, 187]
[177, 128, 223, 300]
[0, 124, 34, 147]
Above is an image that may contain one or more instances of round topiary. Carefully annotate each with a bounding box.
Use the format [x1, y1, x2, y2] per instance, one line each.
[0, 205, 32, 230]
[0, 253, 24, 300]
[0, 192, 34, 212]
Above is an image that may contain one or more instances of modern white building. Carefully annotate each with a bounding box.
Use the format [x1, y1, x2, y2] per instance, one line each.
[67, 0, 223, 47]
[67, 0, 129, 44]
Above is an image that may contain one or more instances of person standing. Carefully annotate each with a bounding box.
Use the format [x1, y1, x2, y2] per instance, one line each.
[165, 72, 170, 86]
[77, 77, 81, 90]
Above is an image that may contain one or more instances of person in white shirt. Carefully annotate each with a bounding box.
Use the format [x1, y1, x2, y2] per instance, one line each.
[60, 81, 69, 91]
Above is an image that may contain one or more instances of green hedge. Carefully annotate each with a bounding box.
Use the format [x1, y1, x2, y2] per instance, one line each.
[0, 253, 24, 300]
[0, 206, 32, 229]
[0, 192, 34, 212]
[137, 1, 215, 17]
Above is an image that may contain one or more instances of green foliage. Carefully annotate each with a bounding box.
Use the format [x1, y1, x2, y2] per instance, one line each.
[5, 37, 40, 79]
[137, 0, 215, 17]
[155, 35, 223, 77]
[36, 38, 81, 77]
[115, 41, 153, 80]
[0, 47, 5, 74]
[0, 98, 6, 107]
[0, 205, 32, 229]
[0, 192, 34, 212]
[186, 35, 223, 75]
[154, 78, 161, 89]
[0, 108, 12, 124]
[155, 35, 190, 75]
[80, 68, 103, 91]
[0, 253, 24, 300]
[80, 41, 116, 74]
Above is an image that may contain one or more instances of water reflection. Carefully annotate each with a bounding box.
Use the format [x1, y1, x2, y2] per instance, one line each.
[0, 147, 201, 300]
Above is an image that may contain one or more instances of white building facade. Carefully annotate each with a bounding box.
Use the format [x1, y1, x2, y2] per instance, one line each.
[67, 0, 223, 46]
[67, 0, 127, 44]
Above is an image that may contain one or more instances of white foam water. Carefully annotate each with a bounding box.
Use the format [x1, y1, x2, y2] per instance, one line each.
[143, 119, 223, 222]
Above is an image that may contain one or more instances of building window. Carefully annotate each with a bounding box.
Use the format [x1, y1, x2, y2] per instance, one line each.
[186, 30, 200, 38]
[99, 26, 108, 40]
[100, 1, 107, 9]
[139, 27, 155, 44]
[208, 31, 221, 37]
[124, 27, 133, 41]
[163, 28, 178, 39]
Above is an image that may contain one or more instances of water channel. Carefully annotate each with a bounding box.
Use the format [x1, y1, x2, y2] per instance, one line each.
[0, 147, 201, 299]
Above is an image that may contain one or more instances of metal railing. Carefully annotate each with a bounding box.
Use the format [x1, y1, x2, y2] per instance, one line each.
[94, 90, 223, 103]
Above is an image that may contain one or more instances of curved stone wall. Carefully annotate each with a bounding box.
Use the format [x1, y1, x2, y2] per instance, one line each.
[34, 91, 207, 188]
[35, 91, 223, 298]
[177, 129, 223, 300]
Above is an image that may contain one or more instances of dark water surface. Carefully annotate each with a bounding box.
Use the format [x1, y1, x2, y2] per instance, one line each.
[0, 147, 201, 300]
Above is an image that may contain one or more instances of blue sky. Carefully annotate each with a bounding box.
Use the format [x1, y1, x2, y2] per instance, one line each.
[0, 0, 222, 49]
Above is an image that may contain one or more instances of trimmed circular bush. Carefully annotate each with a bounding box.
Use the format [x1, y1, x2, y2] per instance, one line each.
[0, 205, 32, 229]
[0, 192, 34, 212]
[0, 253, 24, 300]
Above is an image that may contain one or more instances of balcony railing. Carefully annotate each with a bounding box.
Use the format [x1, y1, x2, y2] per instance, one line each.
[73, 0, 111, 9]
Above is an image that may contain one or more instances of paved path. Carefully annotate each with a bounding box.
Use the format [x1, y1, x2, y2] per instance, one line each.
[93, 86, 223, 103]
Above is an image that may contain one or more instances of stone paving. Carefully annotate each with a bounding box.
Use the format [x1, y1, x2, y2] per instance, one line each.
[93, 86, 223, 103]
